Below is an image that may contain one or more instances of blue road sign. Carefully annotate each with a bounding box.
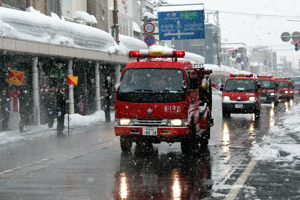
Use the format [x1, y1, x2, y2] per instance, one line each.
[144, 35, 156, 46]
[236, 57, 242, 63]
[158, 10, 205, 40]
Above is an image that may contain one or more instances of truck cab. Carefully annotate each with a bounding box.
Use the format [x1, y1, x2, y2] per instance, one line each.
[221, 73, 261, 119]
[114, 50, 213, 154]
[276, 78, 291, 101]
[256, 75, 279, 106]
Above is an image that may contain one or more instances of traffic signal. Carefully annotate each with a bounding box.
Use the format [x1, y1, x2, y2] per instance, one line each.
[231, 49, 235, 58]
[295, 41, 299, 51]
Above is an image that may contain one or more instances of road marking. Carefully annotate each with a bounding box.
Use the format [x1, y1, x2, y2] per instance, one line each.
[224, 157, 258, 200]
[0, 139, 119, 182]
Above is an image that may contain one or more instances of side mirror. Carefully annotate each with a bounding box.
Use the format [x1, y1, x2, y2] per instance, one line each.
[220, 84, 224, 92]
[190, 77, 198, 90]
[257, 83, 261, 90]
[182, 85, 187, 91]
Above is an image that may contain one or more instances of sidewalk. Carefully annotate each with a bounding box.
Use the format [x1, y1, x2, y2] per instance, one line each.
[0, 110, 114, 146]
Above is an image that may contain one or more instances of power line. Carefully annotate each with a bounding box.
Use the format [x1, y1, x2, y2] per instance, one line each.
[206, 9, 300, 19]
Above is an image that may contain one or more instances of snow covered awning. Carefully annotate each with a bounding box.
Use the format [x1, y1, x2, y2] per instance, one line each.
[132, 21, 141, 33]
[73, 11, 97, 26]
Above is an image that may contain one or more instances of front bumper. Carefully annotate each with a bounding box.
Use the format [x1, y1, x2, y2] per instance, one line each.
[114, 126, 189, 143]
[222, 101, 258, 114]
[261, 94, 277, 103]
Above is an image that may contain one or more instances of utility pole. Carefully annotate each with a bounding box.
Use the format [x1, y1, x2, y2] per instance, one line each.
[113, 0, 119, 45]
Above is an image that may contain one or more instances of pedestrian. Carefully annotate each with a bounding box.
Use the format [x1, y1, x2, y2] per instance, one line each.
[56, 85, 67, 136]
[0, 88, 11, 131]
[45, 89, 56, 128]
[40, 86, 48, 125]
[18, 87, 30, 132]
[102, 87, 111, 123]
[77, 96, 84, 115]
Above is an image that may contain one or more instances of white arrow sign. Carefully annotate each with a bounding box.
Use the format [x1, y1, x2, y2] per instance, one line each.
[164, 30, 195, 39]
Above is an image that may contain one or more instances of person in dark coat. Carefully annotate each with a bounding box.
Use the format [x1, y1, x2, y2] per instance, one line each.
[0, 89, 11, 131]
[18, 88, 30, 132]
[56, 85, 67, 136]
[46, 89, 56, 128]
[102, 87, 111, 123]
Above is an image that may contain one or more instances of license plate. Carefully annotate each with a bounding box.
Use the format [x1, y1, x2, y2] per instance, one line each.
[143, 127, 157, 136]
[235, 104, 243, 108]
[261, 97, 267, 100]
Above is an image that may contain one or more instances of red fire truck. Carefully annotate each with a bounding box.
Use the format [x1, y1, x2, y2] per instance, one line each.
[256, 75, 279, 106]
[221, 73, 261, 119]
[276, 78, 292, 101]
[114, 50, 213, 154]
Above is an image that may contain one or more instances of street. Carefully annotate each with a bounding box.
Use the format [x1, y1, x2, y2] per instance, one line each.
[0, 94, 299, 199]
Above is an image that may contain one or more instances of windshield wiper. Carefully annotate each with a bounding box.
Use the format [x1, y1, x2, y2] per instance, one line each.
[134, 89, 153, 92]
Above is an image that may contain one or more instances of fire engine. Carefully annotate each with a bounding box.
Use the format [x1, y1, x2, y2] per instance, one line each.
[221, 73, 261, 119]
[114, 50, 213, 154]
[256, 75, 279, 106]
[276, 78, 293, 101]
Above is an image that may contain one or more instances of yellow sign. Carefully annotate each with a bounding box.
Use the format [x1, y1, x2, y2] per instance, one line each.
[7, 69, 24, 86]
[149, 51, 163, 57]
[67, 76, 78, 85]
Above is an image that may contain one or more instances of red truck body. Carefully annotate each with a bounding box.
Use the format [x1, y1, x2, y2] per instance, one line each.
[114, 50, 213, 154]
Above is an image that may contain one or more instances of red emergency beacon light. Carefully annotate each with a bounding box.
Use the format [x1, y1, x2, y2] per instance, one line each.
[257, 75, 273, 78]
[129, 50, 185, 61]
[230, 73, 253, 77]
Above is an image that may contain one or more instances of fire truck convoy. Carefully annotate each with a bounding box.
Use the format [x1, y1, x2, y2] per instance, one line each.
[114, 50, 213, 154]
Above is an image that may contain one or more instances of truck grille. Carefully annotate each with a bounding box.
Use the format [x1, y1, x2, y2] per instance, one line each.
[132, 119, 168, 126]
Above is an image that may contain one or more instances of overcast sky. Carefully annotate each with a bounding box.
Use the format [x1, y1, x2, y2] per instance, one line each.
[165, 0, 300, 69]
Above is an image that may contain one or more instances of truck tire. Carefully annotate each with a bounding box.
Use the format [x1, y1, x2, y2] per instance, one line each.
[275, 101, 279, 106]
[222, 110, 230, 118]
[181, 121, 197, 154]
[120, 136, 132, 152]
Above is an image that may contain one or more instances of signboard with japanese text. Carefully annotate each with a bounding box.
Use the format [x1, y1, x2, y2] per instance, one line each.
[158, 9, 205, 40]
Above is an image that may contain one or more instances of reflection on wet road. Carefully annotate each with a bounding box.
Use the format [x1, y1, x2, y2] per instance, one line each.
[0, 97, 298, 199]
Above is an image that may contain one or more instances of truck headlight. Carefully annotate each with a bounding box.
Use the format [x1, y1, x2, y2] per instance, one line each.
[249, 96, 257, 101]
[169, 119, 187, 127]
[120, 118, 131, 126]
[170, 119, 182, 126]
[285, 91, 289, 94]
[270, 93, 275, 96]
[222, 96, 230, 101]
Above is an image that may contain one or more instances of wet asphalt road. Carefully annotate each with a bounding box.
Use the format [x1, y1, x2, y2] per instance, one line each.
[0, 96, 299, 200]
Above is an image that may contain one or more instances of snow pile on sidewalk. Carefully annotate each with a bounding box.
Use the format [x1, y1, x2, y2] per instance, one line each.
[250, 102, 300, 162]
[0, 111, 112, 146]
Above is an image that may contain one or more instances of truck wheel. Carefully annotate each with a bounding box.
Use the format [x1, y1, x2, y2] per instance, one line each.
[222, 110, 230, 118]
[181, 138, 190, 155]
[120, 136, 132, 152]
[181, 122, 197, 154]
[275, 101, 279, 106]
[200, 117, 210, 147]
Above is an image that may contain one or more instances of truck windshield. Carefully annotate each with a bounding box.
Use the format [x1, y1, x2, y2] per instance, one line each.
[258, 80, 276, 89]
[224, 79, 256, 92]
[278, 81, 289, 87]
[117, 68, 186, 103]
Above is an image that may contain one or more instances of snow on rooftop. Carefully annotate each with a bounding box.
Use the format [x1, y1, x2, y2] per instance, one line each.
[143, 11, 157, 20]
